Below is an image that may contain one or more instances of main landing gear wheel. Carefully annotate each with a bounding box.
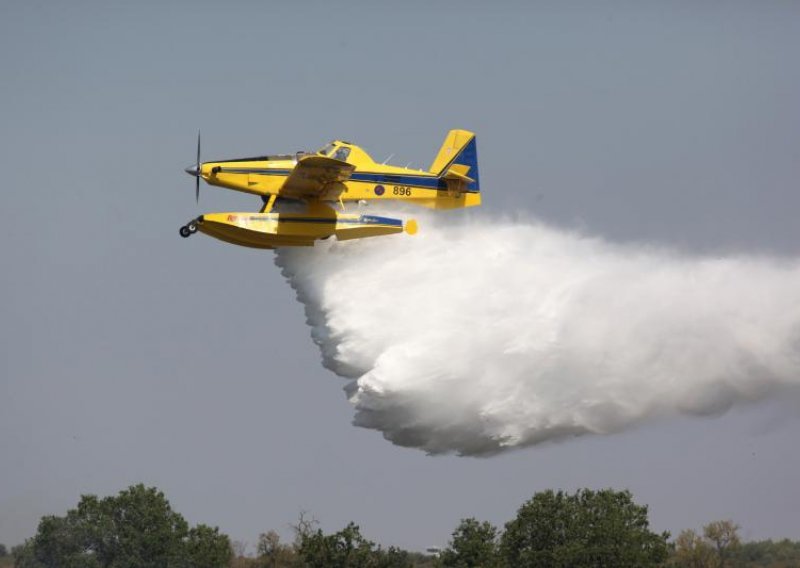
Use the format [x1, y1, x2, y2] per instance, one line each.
[179, 222, 198, 238]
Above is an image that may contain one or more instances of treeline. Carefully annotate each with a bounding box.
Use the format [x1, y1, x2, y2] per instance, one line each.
[3, 484, 800, 567]
[668, 522, 800, 568]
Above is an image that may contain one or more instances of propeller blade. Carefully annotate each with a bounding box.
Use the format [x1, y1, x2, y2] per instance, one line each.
[196, 129, 201, 169]
[195, 129, 201, 203]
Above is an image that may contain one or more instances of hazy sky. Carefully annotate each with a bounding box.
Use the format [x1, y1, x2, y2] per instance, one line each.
[2, 0, 799, 553]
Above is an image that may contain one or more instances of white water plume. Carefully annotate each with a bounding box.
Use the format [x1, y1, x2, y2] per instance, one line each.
[275, 213, 800, 456]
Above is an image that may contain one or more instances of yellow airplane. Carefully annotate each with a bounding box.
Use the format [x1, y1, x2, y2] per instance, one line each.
[180, 129, 480, 248]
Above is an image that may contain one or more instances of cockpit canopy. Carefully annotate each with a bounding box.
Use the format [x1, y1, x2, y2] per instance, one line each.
[317, 142, 350, 162]
[317, 141, 374, 165]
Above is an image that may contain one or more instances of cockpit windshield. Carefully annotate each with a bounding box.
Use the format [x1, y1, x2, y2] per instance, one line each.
[318, 143, 336, 156]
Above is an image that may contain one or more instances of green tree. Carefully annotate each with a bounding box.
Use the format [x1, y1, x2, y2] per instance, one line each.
[20, 484, 230, 568]
[11, 541, 43, 568]
[733, 537, 800, 566]
[295, 521, 412, 568]
[184, 524, 233, 568]
[0, 543, 7, 556]
[31, 514, 92, 567]
[296, 522, 378, 567]
[499, 488, 669, 568]
[83, 486, 188, 566]
[440, 518, 498, 567]
[379, 546, 413, 568]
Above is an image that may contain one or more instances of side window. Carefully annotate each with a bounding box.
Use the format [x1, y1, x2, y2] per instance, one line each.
[333, 147, 351, 162]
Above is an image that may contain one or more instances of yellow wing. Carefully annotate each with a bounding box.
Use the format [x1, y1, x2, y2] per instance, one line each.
[279, 155, 355, 199]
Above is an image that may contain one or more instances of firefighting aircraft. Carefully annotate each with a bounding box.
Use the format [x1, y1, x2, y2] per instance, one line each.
[179, 129, 480, 248]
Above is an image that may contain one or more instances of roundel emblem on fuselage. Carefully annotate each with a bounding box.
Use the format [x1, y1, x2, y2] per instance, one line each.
[374, 185, 385, 196]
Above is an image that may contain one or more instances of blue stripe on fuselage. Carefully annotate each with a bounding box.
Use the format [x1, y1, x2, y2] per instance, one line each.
[349, 172, 448, 190]
[216, 167, 477, 192]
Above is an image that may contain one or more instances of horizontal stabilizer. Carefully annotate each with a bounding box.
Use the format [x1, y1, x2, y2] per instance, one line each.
[442, 168, 475, 184]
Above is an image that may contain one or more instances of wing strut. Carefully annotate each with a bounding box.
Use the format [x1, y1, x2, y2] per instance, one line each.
[260, 194, 277, 213]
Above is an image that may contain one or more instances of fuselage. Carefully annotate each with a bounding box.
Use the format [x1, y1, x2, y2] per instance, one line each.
[197, 140, 480, 210]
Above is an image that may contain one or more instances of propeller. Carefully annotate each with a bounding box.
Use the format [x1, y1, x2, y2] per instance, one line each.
[183, 130, 201, 203]
[195, 130, 200, 202]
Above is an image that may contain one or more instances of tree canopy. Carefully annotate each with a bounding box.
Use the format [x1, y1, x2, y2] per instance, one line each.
[295, 521, 412, 568]
[499, 488, 670, 568]
[440, 517, 498, 567]
[13, 484, 231, 568]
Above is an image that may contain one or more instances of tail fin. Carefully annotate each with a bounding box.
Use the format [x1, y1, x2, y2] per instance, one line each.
[429, 129, 480, 192]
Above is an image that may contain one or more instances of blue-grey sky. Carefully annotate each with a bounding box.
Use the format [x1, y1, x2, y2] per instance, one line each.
[1, 0, 799, 552]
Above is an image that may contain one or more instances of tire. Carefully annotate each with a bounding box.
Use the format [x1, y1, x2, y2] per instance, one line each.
[179, 226, 191, 238]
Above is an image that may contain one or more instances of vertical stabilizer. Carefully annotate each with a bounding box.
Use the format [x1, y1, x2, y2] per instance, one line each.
[429, 130, 480, 192]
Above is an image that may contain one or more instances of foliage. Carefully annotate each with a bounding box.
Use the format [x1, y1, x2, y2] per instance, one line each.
[256, 530, 297, 567]
[17, 484, 231, 567]
[733, 538, 800, 567]
[440, 517, 498, 567]
[670, 529, 717, 567]
[667, 521, 800, 568]
[15, 483, 800, 568]
[296, 521, 379, 567]
[296, 521, 413, 568]
[402, 552, 440, 568]
[184, 524, 234, 568]
[668, 520, 741, 568]
[11, 541, 43, 568]
[499, 488, 669, 568]
[0, 544, 6, 557]
[703, 520, 740, 568]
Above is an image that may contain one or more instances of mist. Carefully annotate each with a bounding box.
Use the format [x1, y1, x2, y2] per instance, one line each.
[275, 213, 800, 456]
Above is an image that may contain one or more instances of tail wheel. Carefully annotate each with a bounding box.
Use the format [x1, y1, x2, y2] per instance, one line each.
[179, 226, 191, 238]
